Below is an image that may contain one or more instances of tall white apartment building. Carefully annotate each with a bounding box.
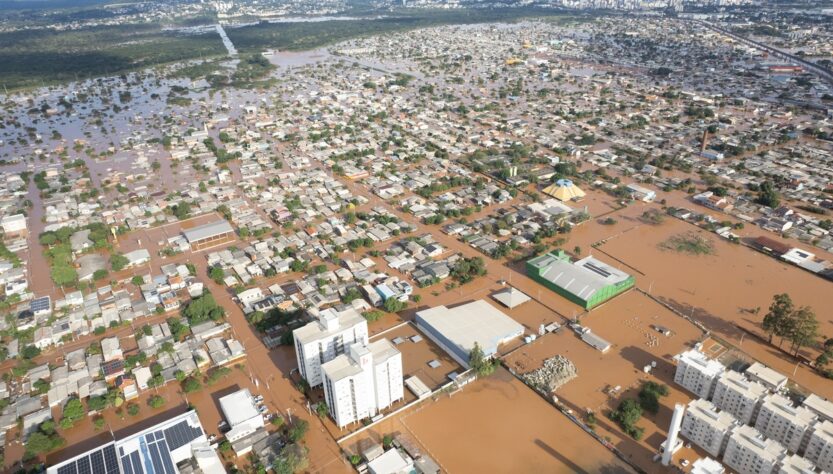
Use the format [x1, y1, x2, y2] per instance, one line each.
[681, 398, 739, 457]
[746, 362, 788, 392]
[690, 457, 725, 474]
[754, 393, 817, 454]
[712, 370, 768, 425]
[777, 453, 818, 474]
[802, 394, 833, 424]
[322, 339, 404, 428]
[723, 425, 787, 474]
[802, 420, 833, 471]
[674, 349, 725, 399]
[293, 306, 369, 387]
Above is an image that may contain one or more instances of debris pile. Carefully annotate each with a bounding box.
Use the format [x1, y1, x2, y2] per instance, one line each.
[521, 355, 577, 393]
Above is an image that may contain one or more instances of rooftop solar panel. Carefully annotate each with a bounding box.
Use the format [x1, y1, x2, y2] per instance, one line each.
[149, 443, 165, 474]
[30, 297, 50, 311]
[163, 420, 202, 451]
[90, 450, 104, 474]
[130, 451, 144, 474]
[122, 455, 133, 474]
[159, 443, 176, 474]
[77, 457, 91, 474]
[103, 444, 119, 473]
[57, 465, 77, 474]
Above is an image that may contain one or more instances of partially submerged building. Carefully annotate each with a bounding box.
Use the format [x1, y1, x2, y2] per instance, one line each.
[415, 300, 523, 367]
[526, 250, 634, 309]
[322, 339, 403, 428]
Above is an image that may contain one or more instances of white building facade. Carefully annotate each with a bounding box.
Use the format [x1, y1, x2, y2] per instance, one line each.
[804, 420, 833, 471]
[293, 307, 369, 387]
[723, 425, 787, 474]
[754, 393, 816, 454]
[711, 370, 767, 425]
[674, 349, 725, 399]
[681, 398, 738, 458]
[322, 339, 403, 428]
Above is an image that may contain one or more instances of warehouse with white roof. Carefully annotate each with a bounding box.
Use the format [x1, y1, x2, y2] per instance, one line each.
[415, 300, 524, 368]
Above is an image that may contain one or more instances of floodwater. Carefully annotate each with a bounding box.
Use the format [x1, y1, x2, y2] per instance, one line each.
[597, 211, 833, 398]
[401, 367, 634, 473]
[506, 290, 705, 470]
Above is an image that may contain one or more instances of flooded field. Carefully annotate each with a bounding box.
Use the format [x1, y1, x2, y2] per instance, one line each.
[507, 291, 706, 469]
[400, 368, 634, 473]
[595, 211, 833, 397]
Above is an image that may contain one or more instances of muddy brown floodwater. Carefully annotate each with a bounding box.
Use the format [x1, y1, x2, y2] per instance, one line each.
[398, 367, 634, 473]
[596, 209, 833, 398]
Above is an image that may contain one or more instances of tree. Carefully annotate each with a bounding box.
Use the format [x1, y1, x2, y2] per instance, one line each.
[148, 395, 165, 409]
[33, 379, 50, 395]
[61, 398, 85, 429]
[383, 297, 406, 313]
[25, 431, 64, 458]
[21, 344, 41, 360]
[451, 256, 487, 284]
[51, 265, 78, 286]
[609, 398, 644, 440]
[637, 381, 669, 414]
[88, 396, 107, 411]
[127, 403, 140, 416]
[273, 444, 309, 474]
[762, 293, 794, 345]
[173, 201, 192, 220]
[789, 306, 819, 357]
[756, 181, 780, 208]
[131, 275, 145, 286]
[182, 377, 202, 393]
[110, 253, 129, 271]
[209, 266, 224, 283]
[469, 342, 497, 377]
[183, 292, 223, 324]
[288, 419, 309, 442]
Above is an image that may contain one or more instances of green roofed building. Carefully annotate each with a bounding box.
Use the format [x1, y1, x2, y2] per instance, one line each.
[526, 250, 635, 309]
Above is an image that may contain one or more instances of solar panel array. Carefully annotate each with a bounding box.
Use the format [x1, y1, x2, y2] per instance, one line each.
[30, 297, 50, 312]
[162, 420, 203, 451]
[581, 260, 613, 278]
[146, 432, 176, 474]
[54, 416, 204, 474]
[120, 447, 144, 474]
[55, 444, 119, 474]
